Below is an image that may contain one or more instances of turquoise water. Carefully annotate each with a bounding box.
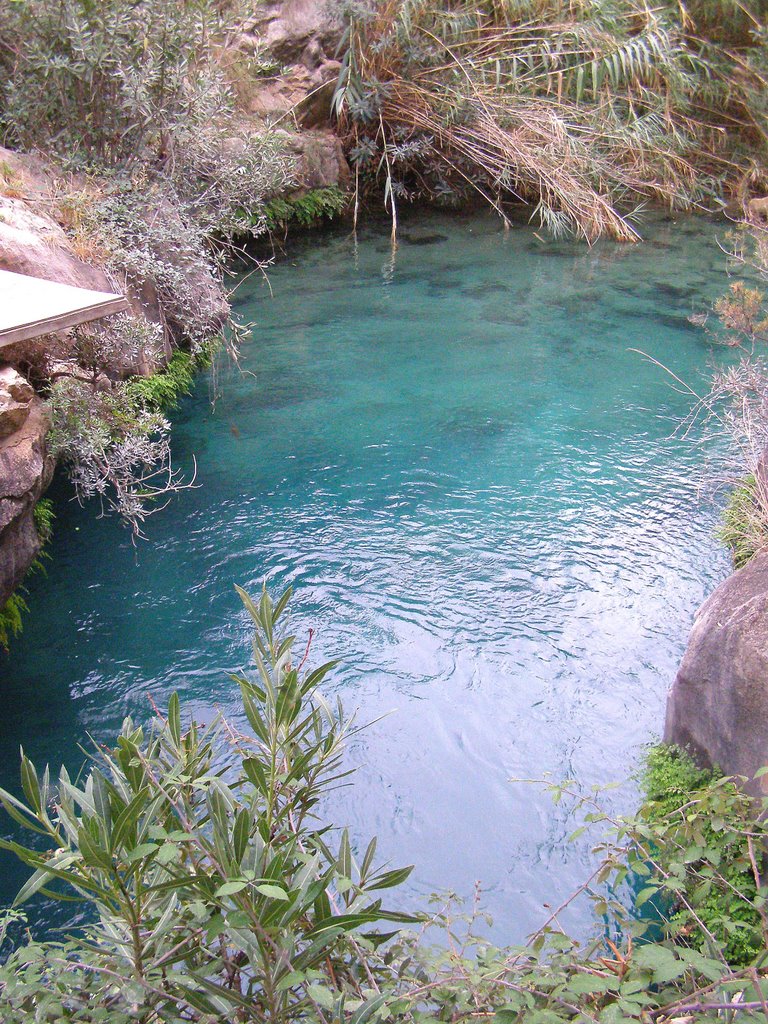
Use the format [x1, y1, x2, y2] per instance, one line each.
[0, 210, 732, 940]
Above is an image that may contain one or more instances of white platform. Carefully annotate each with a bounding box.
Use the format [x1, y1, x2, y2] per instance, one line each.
[0, 269, 128, 347]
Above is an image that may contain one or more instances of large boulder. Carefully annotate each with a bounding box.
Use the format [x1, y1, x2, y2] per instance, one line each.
[0, 389, 54, 608]
[664, 553, 768, 798]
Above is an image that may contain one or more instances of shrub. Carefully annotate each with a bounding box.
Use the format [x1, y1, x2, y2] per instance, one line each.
[333, 0, 768, 239]
[0, 0, 230, 170]
[0, 587, 415, 1021]
[640, 744, 764, 967]
[2, 595, 768, 1020]
[47, 376, 190, 538]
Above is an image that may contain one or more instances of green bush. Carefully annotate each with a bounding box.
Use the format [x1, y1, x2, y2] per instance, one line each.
[640, 744, 764, 966]
[0, 0, 228, 169]
[0, 586, 415, 1021]
[3, 597, 768, 1020]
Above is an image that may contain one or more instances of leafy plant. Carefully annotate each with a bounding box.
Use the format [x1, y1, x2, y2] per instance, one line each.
[641, 744, 764, 967]
[4, 593, 768, 1020]
[0, 586, 414, 1021]
[125, 351, 197, 412]
[0, 593, 29, 653]
[0, 0, 230, 170]
[32, 499, 55, 547]
[720, 474, 762, 568]
[264, 187, 349, 232]
[47, 376, 192, 539]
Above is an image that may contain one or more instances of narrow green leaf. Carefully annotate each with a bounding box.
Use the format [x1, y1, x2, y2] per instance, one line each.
[20, 750, 41, 814]
[233, 807, 250, 865]
[168, 692, 181, 747]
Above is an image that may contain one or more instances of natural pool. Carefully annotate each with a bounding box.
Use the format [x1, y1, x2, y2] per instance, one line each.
[1, 210, 733, 940]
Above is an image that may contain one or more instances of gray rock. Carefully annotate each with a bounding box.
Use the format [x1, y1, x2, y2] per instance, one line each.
[664, 553, 768, 798]
[0, 366, 34, 438]
[0, 396, 54, 607]
[289, 130, 350, 189]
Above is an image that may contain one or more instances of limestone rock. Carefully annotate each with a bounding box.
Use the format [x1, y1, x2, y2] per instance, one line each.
[0, 366, 34, 439]
[243, 0, 341, 66]
[0, 148, 114, 293]
[289, 130, 350, 189]
[237, 0, 348, 173]
[0, 394, 54, 608]
[664, 553, 768, 798]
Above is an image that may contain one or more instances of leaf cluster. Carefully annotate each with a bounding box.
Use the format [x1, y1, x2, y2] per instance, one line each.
[0, 587, 415, 1022]
[264, 186, 349, 232]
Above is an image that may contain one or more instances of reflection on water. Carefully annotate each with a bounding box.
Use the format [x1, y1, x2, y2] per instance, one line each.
[0, 210, 731, 940]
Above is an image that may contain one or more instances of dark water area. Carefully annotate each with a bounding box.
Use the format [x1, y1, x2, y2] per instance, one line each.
[0, 210, 733, 941]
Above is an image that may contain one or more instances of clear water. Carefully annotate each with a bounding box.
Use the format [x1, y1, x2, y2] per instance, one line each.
[0, 210, 732, 940]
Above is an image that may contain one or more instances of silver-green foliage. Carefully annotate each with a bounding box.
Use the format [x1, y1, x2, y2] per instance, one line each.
[47, 373, 182, 538]
[0, 0, 228, 168]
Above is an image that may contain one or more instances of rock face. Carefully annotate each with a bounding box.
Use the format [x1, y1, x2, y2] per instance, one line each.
[237, 0, 350, 190]
[289, 130, 350, 190]
[0, 385, 54, 608]
[0, 149, 115, 293]
[664, 553, 768, 798]
[0, 367, 35, 439]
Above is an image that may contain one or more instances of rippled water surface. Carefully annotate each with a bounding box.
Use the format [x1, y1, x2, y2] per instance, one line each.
[1, 211, 733, 938]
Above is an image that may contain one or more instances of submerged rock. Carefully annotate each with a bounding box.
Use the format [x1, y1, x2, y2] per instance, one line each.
[664, 553, 768, 798]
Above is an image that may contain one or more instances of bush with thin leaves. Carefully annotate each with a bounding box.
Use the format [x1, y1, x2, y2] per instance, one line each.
[3, 591, 768, 1021]
[0, 586, 416, 1021]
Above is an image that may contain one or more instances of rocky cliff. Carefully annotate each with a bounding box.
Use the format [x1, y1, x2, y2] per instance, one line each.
[0, 370, 54, 608]
[235, 0, 349, 191]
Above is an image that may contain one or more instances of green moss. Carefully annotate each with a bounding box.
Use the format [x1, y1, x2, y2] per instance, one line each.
[719, 474, 760, 568]
[264, 186, 348, 232]
[125, 350, 197, 411]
